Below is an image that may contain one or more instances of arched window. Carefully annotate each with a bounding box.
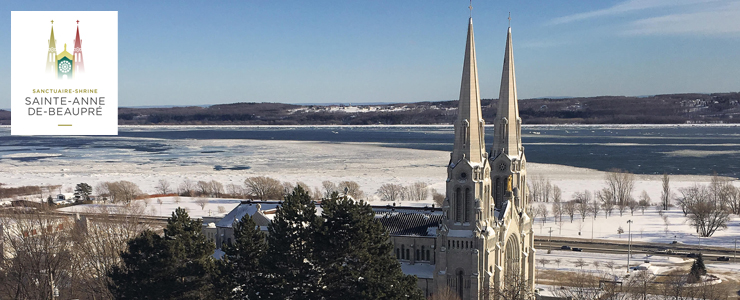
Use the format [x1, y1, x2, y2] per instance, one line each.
[456, 188, 462, 222]
[427, 250, 431, 261]
[396, 248, 400, 259]
[406, 249, 410, 260]
[416, 249, 420, 260]
[464, 188, 471, 222]
[457, 270, 464, 299]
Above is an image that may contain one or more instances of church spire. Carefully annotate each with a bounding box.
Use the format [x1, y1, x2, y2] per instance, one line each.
[452, 17, 486, 164]
[492, 26, 521, 158]
[73, 21, 85, 73]
[45, 22, 57, 74]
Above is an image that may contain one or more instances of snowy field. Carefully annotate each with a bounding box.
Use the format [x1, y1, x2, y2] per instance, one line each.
[58, 196, 242, 219]
[532, 204, 740, 249]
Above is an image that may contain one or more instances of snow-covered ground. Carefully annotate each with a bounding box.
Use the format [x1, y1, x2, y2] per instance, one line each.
[58, 196, 242, 220]
[532, 202, 740, 249]
[536, 249, 740, 289]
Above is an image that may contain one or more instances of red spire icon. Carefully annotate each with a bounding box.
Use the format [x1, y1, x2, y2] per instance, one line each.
[73, 22, 85, 73]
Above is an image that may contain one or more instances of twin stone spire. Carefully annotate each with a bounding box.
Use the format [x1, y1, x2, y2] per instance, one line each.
[453, 17, 521, 168]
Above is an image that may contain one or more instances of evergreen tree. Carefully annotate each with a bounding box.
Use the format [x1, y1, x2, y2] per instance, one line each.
[216, 213, 267, 300]
[75, 182, 92, 201]
[688, 253, 707, 283]
[316, 194, 424, 300]
[109, 208, 216, 299]
[262, 186, 322, 299]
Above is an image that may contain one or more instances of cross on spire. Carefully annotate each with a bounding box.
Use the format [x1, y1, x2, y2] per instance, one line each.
[508, 12, 511, 27]
[76, 20, 79, 24]
[51, 20, 54, 24]
[469, 0, 472, 18]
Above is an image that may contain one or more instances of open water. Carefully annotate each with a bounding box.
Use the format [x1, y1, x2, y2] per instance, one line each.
[1, 125, 739, 178]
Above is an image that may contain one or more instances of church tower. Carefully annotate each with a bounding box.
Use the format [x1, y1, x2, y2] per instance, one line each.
[489, 26, 536, 296]
[45, 22, 57, 75]
[73, 21, 85, 74]
[434, 16, 493, 300]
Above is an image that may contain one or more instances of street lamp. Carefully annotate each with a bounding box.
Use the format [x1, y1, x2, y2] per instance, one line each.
[735, 238, 738, 262]
[627, 220, 633, 273]
[548, 227, 553, 253]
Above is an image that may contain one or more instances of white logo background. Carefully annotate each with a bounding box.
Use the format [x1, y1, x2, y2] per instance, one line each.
[11, 11, 118, 135]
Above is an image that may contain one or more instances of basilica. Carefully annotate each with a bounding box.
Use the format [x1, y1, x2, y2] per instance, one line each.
[380, 16, 535, 299]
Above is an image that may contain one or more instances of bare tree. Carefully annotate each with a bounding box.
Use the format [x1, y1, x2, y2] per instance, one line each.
[156, 179, 171, 195]
[338, 181, 364, 199]
[725, 184, 740, 215]
[244, 176, 283, 200]
[544, 178, 552, 203]
[605, 261, 615, 274]
[281, 182, 296, 196]
[573, 258, 587, 270]
[596, 188, 615, 218]
[312, 187, 323, 201]
[638, 190, 651, 215]
[178, 178, 195, 197]
[574, 190, 590, 220]
[537, 258, 550, 268]
[0, 207, 75, 299]
[210, 180, 224, 197]
[529, 175, 545, 202]
[322, 181, 337, 198]
[564, 201, 577, 223]
[295, 181, 311, 193]
[407, 182, 429, 201]
[103, 181, 143, 203]
[552, 185, 562, 203]
[197, 180, 212, 197]
[96, 182, 110, 201]
[432, 188, 445, 207]
[195, 197, 209, 210]
[605, 169, 635, 207]
[680, 184, 731, 237]
[537, 203, 548, 225]
[661, 173, 671, 210]
[627, 198, 639, 216]
[552, 200, 562, 223]
[377, 183, 404, 202]
[590, 197, 601, 219]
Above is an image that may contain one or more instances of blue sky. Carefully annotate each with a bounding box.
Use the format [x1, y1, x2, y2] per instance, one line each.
[2, 0, 740, 107]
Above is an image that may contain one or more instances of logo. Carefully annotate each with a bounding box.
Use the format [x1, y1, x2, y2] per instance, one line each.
[12, 11, 118, 136]
[45, 20, 86, 80]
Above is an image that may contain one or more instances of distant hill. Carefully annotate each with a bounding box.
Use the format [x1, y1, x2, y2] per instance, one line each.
[2, 92, 739, 126]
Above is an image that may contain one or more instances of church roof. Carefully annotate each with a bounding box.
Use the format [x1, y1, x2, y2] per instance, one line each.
[57, 44, 74, 61]
[493, 27, 522, 157]
[375, 211, 443, 237]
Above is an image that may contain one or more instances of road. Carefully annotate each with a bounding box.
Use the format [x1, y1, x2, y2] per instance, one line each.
[534, 235, 738, 262]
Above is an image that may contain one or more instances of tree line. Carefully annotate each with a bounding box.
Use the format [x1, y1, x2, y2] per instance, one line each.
[109, 186, 424, 300]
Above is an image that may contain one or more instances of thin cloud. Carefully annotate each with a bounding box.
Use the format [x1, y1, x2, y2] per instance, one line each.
[549, 0, 722, 25]
[623, 3, 740, 36]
